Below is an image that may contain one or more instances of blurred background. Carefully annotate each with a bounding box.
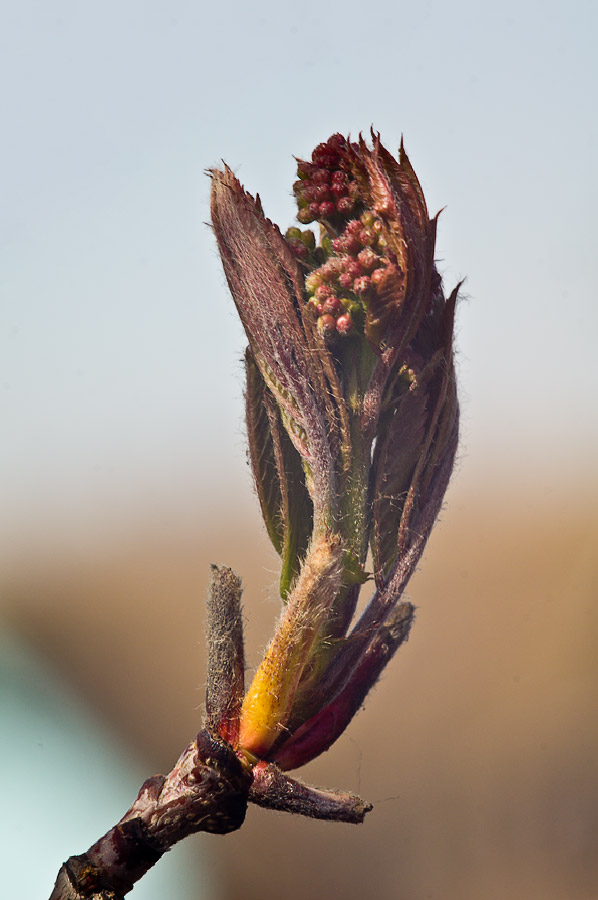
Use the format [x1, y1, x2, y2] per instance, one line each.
[1, 1, 597, 898]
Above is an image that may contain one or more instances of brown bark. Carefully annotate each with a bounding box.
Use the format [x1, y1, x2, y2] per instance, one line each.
[49, 730, 250, 900]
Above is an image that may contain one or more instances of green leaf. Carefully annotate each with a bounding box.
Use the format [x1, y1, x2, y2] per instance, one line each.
[265, 394, 313, 600]
[245, 349, 313, 599]
[245, 349, 284, 555]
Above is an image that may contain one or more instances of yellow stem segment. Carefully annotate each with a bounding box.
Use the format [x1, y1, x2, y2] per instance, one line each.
[238, 534, 343, 758]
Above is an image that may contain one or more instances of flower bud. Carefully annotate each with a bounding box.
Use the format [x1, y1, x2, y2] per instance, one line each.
[210, 131, 459, 777]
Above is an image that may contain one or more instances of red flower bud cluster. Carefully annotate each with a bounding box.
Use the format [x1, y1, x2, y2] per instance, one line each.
[294, 134, 359, 225]
[303, 211, 400, 337]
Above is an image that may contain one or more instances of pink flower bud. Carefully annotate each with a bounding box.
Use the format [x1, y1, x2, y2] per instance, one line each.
[336, 313, 353, 334]
[317, 313, 337, 334]
[312, 168, 331, 184]
[323, 295, 341, 315]
[353, 275, 371, 294]
[336, 197, 354, 215]
[318, 201, 336, 218]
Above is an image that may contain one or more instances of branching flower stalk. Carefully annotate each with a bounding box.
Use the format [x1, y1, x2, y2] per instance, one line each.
[50, 132, 459, 900]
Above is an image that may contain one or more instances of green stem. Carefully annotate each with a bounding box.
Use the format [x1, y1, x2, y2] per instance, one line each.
[338, 338, 379, 562]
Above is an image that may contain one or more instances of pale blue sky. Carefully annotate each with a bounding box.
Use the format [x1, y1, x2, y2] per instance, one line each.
[2, 0, 597, 547]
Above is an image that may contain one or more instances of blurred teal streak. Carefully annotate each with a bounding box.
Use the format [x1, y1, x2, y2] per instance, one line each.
[0, 628, 216, 899]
